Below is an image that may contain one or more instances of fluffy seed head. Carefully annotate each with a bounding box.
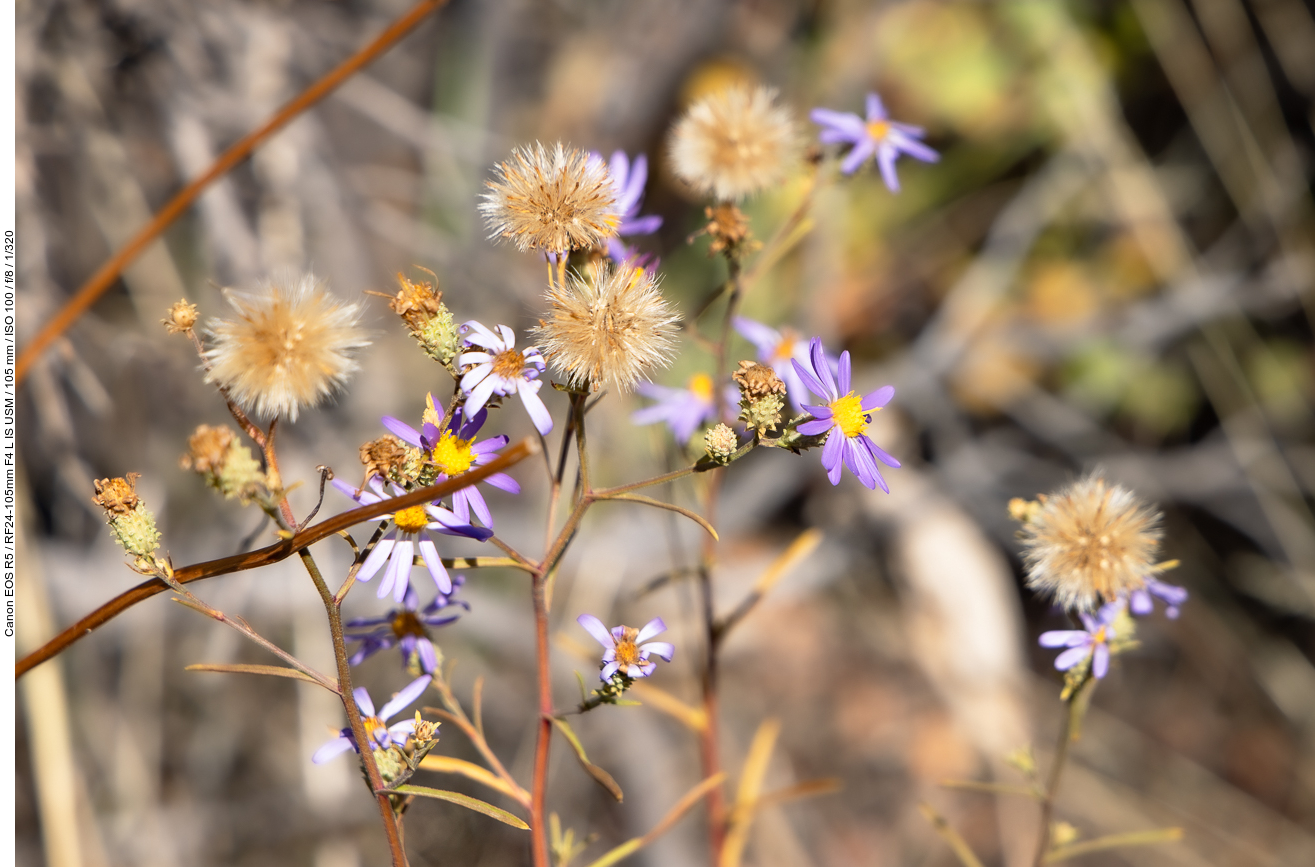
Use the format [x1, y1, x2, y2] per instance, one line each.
[532, 265, 680, 393]
[1018, 474, 1163, 612]
[480, 142, 618, 254]
[203, 275, 369, 421]
[669, 85, 800, 201]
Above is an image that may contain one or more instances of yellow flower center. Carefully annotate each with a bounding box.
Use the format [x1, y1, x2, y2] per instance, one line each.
[771, 328, 799, 365]
[613, 626, 643, 669]
[394, 504, 430, 534]
[491, 348, 527, 379]
[688, 372, 714, 402]
[1092, 625, 1109, 644]
[829, 392, 870, 438]
[431, 432, 475, 476]
[392, 611, 427, 639]
[866, 120, 891, 142]
[362, 715, 387, 742]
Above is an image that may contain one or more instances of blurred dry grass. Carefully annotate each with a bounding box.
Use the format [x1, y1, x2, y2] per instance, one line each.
[15, 0, 1315, 865]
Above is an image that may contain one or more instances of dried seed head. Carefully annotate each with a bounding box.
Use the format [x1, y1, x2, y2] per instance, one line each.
[532, 265, 680, 393]
[670, 85, 800, 201]
[388, 273, 459, 365]
[181, 425, 266, 504]
[162, 300, 199, 334]
[693, 204, 760, 257]
[735, 360, 786, 435]
[480, 142, 618, 254]
[93, 474, 141, 515]
[203, 274, 369, 421]
[1017, 474, 1163, 612]
[93, 474, 161, 558]
[359, 434, 415, 488]
[733, 360, 785, 400]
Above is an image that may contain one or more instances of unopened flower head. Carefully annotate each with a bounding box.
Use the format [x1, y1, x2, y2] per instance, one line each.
[533, 265, 680, 393]
[734, 360, 786, 435]
[480, 142, 618, 254]
[203, 275, 369, 421]
[705, 423, 738, 462]
[670, 84, 800, 201]
[161, 300, 199, 334]
[389, 272, 459, 365]
[1017, 474, 1163, 613]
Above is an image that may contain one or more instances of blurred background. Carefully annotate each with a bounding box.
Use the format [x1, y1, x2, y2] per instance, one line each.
[14, 0, 1315, 865]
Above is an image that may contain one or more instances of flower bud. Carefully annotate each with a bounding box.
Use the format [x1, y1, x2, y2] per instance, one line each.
[161, 300, 199, 334]
[93, 475, 161, 557]
[182, 425, 267, 504]
[734, 360, 786, 435]
[705, 423, 738, 462]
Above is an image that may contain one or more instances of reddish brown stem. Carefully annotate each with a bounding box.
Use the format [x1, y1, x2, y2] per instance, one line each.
[15, 0, 450, 385]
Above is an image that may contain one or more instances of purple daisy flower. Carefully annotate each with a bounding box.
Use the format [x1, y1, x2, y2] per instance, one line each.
[734, 317, 819, 410]
[577, 614, 675, 680]
[631, 373, 737, 444]
[457, 321, 553, 435]
[793, 337, 900, 492]
[333, 477, 492, 601]
[345, 580, 468, 673]
[1129, 577, 1188, 619]
[810, 92, 939, 191]
[1039, 602, 1122, 679]
[598, 150, 663, 263]
[382, 405, 521, 528]
[312, 675, 432, 763]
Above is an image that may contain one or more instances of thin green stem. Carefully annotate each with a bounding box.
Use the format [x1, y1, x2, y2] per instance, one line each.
[1032, 677, 1095, 867]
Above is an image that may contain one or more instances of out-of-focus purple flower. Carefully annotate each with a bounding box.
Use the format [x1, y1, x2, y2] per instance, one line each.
[734, 317, 818, 410]
[1039, 602, 1122, 679]
[345, 580, 468, 673]
[596, 151, 663, 263]
[312, 675, 431, 763]
[631, 373, 737, 444]
[810, 93, 938, 191]
[793, 337, 900, 492]
[1129, 577, 1188, 619]
[383, 406, 520, 528]
[333, 477, 491, 601]
[577, 614, 674, 680]
[457, 321, 553, 435]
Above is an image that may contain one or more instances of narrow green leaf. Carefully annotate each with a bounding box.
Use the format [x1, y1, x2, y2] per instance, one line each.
[552, 717, 624, 802]
[1046, 827, 1184, 861]
[185, 663, 328, 688]
[391, 784, 529, 829]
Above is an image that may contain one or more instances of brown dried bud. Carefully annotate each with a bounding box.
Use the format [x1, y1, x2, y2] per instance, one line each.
[692, 204, 760, 257]
[182, 425, 236, 475]
[161, 300, 199, 334]
[360, 435, 411, 486]
[733, 360, 786, 401]
[93, 474, 141, 515]
[389, 273, 444, 331]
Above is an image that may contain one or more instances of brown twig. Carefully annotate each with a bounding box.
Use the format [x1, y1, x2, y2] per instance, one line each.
[16, 438, 537, 678]
[15, 0, 450, 386]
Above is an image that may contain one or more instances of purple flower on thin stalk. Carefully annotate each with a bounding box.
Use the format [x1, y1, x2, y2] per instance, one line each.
[1039, 602, 1122, 679]
[383, 406, 521, 528]
[1129, 577, 1188, 619]
[597, 150, 663, 264]
[734, 317, 818, 410]
[631, 373, 737, 444]
[810, 92, 939, 191]
[457, 321, 553, 435]
[793, 337, 900, 492]
[333, 477, 491, 601]
[577, 614, 675, 680]
[312, 675, 431, 763]
[345, 580, 469, 673]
